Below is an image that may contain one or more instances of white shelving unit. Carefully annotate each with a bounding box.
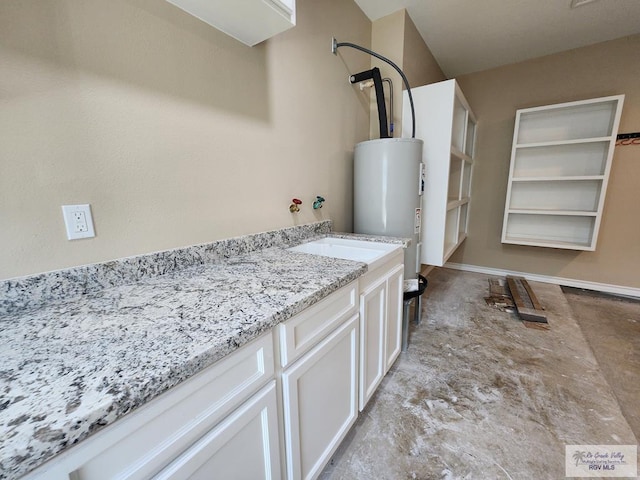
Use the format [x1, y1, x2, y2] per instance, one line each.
[165, 0, 295, 46]
[502, 95, 624, 250]
[403, 79, 477, 267]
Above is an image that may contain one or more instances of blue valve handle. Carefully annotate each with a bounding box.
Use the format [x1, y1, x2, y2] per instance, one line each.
[313, 196, 325, 209]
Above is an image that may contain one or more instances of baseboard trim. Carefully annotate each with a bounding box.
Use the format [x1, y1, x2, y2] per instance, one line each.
[444, 262, 640, 299]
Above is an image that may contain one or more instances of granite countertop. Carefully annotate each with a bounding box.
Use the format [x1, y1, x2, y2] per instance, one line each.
[0, 222, 405, 479]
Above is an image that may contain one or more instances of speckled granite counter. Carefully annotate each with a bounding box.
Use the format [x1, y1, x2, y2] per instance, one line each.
[0, 221, 406, 479]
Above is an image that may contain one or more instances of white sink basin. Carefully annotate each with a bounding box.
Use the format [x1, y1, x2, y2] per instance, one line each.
[288, 237, 401, 268]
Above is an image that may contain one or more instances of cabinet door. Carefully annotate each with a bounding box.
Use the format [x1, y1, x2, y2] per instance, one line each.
[153, 381, 281, 480]
[384, 265, 404, 373]
[359, 277, 386, 411]
[282, 315, 359, 480]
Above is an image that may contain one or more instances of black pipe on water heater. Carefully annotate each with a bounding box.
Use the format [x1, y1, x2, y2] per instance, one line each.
[334, 39, 416, 138]
[349, 67, 389, 139]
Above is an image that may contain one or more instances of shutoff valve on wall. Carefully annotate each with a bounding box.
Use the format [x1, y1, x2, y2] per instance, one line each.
[62, 204, 96, 240]
[289, 198, 302, 213]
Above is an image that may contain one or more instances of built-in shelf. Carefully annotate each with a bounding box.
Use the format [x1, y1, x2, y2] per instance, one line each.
[502, 95, 624, 250]
[513, 141, 610, 178]
[404, 79, 476, 266]
[515, 137, 613, 149]
[515, 100, 619, 144]
[507, 209, 598, 216]
[503, 213, 597, 249]
[447, 198, 470, 210]
[511, 176, 604, 182]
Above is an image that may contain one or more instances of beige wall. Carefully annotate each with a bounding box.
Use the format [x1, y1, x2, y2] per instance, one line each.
[0, 0, 372, 280]
[452, 34, 640, 289]
[369, 10, 445, 138]
[402, 13, 445, 89]
[370, 10, 404, 139]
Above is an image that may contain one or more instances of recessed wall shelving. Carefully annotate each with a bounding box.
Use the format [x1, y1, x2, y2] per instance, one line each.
[502, 95, 624, 250]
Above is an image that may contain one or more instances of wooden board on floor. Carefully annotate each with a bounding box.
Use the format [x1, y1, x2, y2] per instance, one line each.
[489, 278, 509, 296]
[523, 319, 550, 330]
[506, 276, 548, 324]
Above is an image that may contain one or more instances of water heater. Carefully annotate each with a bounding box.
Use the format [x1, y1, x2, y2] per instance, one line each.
[354, 138, 424, 280]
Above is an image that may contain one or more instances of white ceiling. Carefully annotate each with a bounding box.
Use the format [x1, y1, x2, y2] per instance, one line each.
[353, 0, 640, 77]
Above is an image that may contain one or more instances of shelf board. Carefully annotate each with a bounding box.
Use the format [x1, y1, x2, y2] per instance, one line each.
[443, 234, 467, 262]
[514, 137, 612, 149]
[510, 175, 604, 182]
[447, 198, 470, 210]
[450, 146, 472, 163]
[502, 236, 593, 251]
[507, 209, 597, 216]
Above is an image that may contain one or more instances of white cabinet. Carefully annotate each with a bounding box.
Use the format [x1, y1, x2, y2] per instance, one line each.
[358, 252, 404, 411]
[153, 382, 281, 480]
[501, 95, 624, 250]
[25, 333, 277, 480]
[165, 0, 296, 46]
[281, 317, 358, 480]
[278, 283, 359, 480]
[384, 264, 404, 373]
[404, 79, 477, 267]
[359, 277, 386, 410]
[278, 249, 403, 478]
[24, 249, 404, 480]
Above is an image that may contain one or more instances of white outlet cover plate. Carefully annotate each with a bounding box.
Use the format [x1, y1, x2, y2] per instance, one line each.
[62, 204, 95, 240]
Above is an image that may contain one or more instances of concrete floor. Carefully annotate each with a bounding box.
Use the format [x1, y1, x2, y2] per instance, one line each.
[564, 287, 640, 442]
[320, 268, 638, 480]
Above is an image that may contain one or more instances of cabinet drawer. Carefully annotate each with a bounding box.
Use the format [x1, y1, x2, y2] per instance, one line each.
[278, 282, 357, 368]
[28, 333, 274, 480]
[358, 251, 403, 292]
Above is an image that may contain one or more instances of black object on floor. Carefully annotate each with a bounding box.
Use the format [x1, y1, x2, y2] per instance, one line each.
[402, 275, 428, 351]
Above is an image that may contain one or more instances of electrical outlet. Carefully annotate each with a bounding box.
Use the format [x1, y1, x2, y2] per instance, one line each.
[73, 211, 88, 232]
[62, 204, 95, 240]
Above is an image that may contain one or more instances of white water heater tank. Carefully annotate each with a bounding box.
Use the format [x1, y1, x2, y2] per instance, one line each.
[354, 138, 424, 280]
